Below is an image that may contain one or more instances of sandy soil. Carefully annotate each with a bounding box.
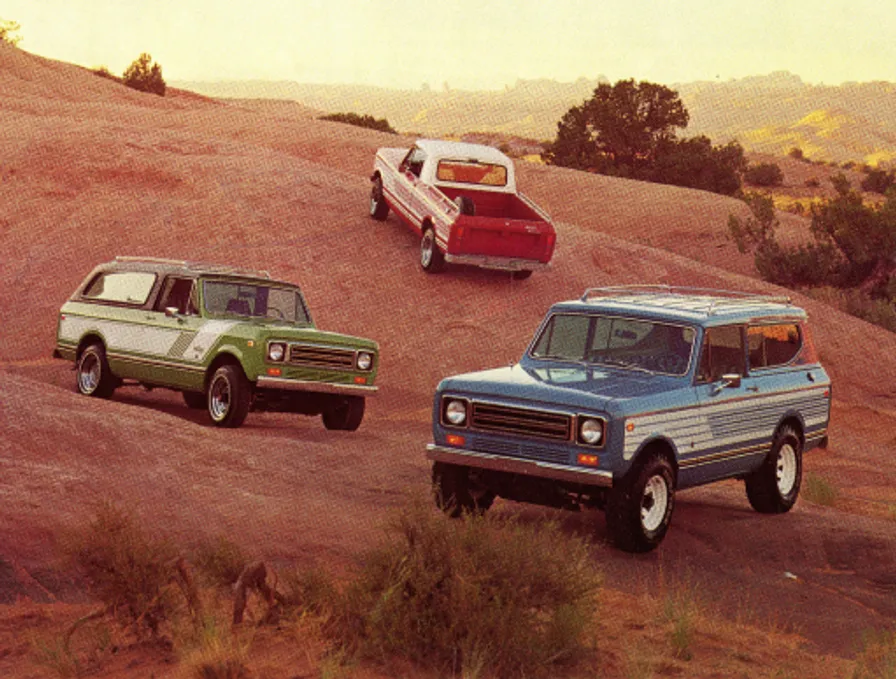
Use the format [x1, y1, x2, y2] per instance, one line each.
[1, 42, 895, 674]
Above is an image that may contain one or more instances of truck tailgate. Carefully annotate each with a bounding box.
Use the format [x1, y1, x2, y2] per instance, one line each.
[449, 216, 554, 262]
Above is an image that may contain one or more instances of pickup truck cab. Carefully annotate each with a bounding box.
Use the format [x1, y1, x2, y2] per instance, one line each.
[370, 139, 556, 279]
[427, 286, 831, 552]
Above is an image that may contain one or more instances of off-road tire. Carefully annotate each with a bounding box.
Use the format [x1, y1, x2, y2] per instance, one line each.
[76, 343, 117, 398]
[745, 425, 802, 513]
[369, 176, 389, 221]
[322, 396, 365, 431]
[432, 462, 495, 518]
[512, 269, 533, 280]
[420, 226, 446, 273]
[606, 454, 675, 553]
[206, 364, 251, 428]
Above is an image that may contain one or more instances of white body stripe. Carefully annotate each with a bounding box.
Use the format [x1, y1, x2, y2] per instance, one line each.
[59, 316, 238, 364]
[623, 387, 829, 460]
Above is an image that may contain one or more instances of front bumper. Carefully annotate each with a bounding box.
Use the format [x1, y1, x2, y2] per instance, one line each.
[255, 376, 378, 396]
[426, 443, 613, 487]
[443, 254, 550, 272]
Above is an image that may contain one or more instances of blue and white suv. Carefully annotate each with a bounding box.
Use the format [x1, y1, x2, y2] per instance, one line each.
[427, 286, 831, 552]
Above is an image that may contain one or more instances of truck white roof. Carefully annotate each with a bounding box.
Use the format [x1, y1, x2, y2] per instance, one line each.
[415, 139, 512, 166]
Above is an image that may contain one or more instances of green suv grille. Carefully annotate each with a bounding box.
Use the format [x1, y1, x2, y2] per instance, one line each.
[288, 344, 355, 370]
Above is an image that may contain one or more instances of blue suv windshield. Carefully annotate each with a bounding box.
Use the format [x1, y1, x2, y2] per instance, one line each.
[530, 313, 696, 376]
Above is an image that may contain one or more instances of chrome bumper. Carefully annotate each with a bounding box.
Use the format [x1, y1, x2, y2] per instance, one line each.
[255, 376, 378, 396]
[426, 443, 613, 487]
[443, 254, 550, 272]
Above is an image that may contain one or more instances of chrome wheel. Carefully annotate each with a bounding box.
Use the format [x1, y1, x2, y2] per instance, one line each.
[77, 352, 100, 394]
[641, 474, 669, 533]
[421, 231, 434, 268]
[776, 443, 798, 496]
[208, 374, 231, 422]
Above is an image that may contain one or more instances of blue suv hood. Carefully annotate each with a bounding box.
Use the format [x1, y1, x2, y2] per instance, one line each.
[438, 364, 688, 415]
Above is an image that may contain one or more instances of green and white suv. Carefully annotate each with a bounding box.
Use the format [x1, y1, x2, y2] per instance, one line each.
[54, 257, 379, 430]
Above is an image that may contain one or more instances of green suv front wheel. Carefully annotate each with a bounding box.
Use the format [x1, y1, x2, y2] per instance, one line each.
[207, 364, 251, 428]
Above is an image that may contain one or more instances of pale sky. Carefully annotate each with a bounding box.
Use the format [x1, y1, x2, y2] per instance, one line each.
[4, 0, 893, 89]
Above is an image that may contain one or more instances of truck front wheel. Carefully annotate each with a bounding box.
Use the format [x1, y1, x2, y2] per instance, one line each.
[369, 177, 389, 221]
[420, 227, 445, 273]
[432, 462, 495, 517]
[606, 454, 675, 552]
[322, 396, 365, 431]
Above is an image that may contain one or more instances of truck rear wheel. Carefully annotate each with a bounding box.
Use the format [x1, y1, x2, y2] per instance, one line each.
[420, 227, 445, 273]
[322, 396, 365, 431]
[369, 177, 389, 221]
[512, 269, 533, 280]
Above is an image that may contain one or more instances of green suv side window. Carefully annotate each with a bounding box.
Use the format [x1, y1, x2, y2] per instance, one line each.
[83, 271, 156, 305]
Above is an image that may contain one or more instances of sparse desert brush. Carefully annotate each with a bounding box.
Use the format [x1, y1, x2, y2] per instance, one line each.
[325, 499, 602, 678]
[803, 473, 838, 506]
[661, 582, 701, 661]
[180, 616, 253, 679]
[852, 628, 896, 679]
[90, 65, 119, 81]
[62, 501, 180, 638]
[319, 112, 396, 134]
[193, 535, 250, 588]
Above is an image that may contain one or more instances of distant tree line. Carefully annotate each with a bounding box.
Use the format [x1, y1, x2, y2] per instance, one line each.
[319, 112, 397, 134]
[543, 79, 746, 195]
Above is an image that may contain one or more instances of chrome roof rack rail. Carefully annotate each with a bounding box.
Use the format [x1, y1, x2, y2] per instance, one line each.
[113, 256, 271, 279]
[579, 285, 793, 315]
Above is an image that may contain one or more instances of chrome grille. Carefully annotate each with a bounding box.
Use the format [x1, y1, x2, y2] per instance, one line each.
[471, 402, 572, 441]
[288, 344, 355, 370]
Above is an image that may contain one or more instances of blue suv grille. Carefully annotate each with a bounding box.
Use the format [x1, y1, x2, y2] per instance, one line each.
[471, 402, 572, 441]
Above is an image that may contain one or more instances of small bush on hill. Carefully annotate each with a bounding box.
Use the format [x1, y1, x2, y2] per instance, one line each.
[744, 162, 784, 187]
[0, 18, 22, 45]
[806, 177, 821, 188]
[319, 501, 602, 678]
[789, 147, 805, 161]
[319, 112, 396, 134]
[122, 53, 166, 96]
[861, 168, 896, 195]
[91, 66, 119, 82]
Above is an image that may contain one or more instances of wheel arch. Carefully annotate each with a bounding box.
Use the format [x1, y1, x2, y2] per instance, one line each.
[76, 332, 106, 359]
[628, 436, 680, 488]
[776, 412, 805, 446]
[205, 351, 247, 389]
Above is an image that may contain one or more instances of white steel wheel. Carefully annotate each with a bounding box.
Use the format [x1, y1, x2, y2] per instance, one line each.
[776, 443, 798, 496]
[641, 474, 670, 533]
[77, 352, 101, 394]
[421, 230, 435, 268]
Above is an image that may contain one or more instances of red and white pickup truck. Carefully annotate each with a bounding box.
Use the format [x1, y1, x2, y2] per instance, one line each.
[369, 139, 556, 279]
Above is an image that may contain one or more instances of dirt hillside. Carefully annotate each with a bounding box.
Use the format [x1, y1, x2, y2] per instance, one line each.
[2, 41, 895, 672]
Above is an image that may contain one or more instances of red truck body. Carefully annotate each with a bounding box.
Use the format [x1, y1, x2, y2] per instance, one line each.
[369, 140, 556, 277]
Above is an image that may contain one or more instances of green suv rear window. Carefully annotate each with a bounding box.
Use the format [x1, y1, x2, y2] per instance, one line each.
[83, 271, 156, 305]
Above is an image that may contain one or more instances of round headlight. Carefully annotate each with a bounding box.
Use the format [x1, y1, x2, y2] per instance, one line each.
[356, 351, 373, 371]
[268, 342, 285, 362]
[579, 418, 603, 445]
[445, 399, 467, 426]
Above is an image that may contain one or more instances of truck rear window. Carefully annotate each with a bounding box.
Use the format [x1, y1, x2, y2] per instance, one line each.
[436, 159, 507, 187]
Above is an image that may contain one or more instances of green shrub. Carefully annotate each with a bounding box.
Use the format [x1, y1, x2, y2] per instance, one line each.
[319, 112, 396, 134]
[122, 52, 166, 96]
[91, 66, 119, 81]
[788, 147, 805, 161]
[805, 177, 821, 188]
[744, 162, 784, 187]
[861, 168, 896, 195]
[853, 628, 896, 679]
[324, 501, 601, 678]
[63, 502, 179, 638]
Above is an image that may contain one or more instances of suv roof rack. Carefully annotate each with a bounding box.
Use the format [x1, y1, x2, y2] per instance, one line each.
[579, 285, 793, 316]
[114, 256, 272, 279]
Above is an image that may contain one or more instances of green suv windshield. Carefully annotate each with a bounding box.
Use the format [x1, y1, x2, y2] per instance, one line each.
[202, 280, 311, 324]
[530, 313, 696, 376]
